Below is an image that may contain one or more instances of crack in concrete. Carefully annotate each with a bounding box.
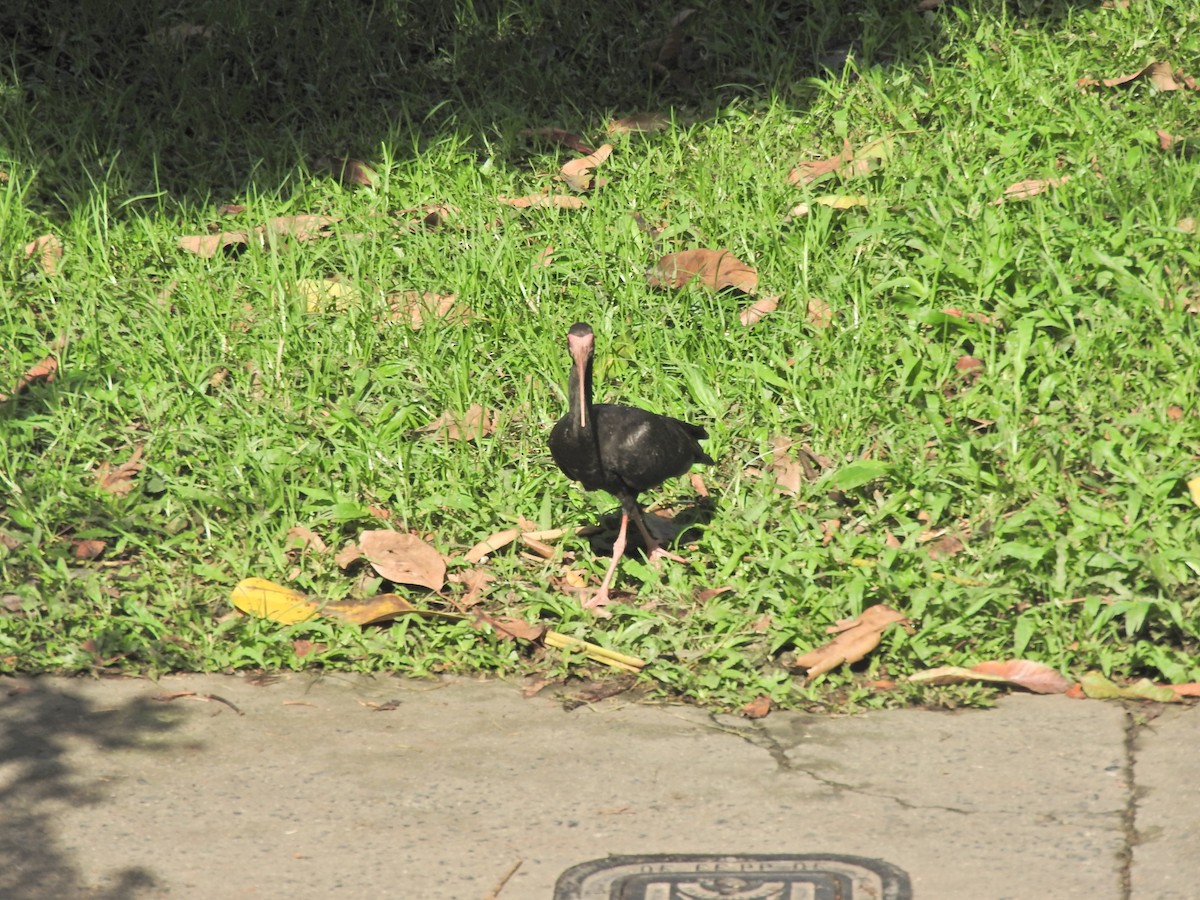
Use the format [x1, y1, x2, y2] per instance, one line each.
[1118, 710, 1139, 900]
[709, 713, 972, 815]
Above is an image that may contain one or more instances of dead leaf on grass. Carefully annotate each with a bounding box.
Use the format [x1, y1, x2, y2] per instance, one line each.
[418, 403, 498, 441]
[1078, 61, 1199, 92]
[96, 446, 144, 496]
[497, 193, 587, 209]
[766, 436, 803, 496]
[992, 175, 1069, 205]
[448, 568, 496, 607]
[324, 156, 378, 187]
[561, 143, 613, 192]
[1079, 671, 1180, 703]
[73, 539, 106, 560]
[607, 112, 672, 135]
[394, 203, 459, 230]
[807, 297, 833, 328]
[926, 533, 965, 560]
[464, 526, 567, 563]
[790, 604, 913, 681]
[286, 526, 328, 554]
[909, 661, 1074, 694]
[178, 231, 251, 257]
[739, 295, 779, 327]
[387, 291, 470, 329]
[472, 610, 547, 643]
[1, 353, 59, 401]
[357, 530, 446, 591]
[231, 577, 319, 624]
[534, 245, 555, 268]
[648, 248, 758, 293]
[788, 137, 891, 185]
[814, 194, 869, 209]
[25, 234, 63, 275]
[299, 276, 358, 312]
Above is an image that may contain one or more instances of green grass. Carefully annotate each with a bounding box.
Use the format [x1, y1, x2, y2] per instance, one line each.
[2, 0, 1200, 709]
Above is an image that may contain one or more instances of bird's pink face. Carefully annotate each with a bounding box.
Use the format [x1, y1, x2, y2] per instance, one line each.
[567, 330, 594, 428]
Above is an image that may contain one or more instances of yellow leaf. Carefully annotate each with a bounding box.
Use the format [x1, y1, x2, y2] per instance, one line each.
[814, 194, 868, 209]
[324, 593, 465, 626]
[1188, 475, 1200, 508]
[231, 578, 319, 624]
[299, 276, 357, 312]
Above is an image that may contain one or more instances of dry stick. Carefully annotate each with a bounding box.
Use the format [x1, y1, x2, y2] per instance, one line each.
[482, 859, 523, 900]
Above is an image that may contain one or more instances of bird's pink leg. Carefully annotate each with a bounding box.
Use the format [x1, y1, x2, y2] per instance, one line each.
[584, 511, 629, 609]
[630, 507, 688, 567]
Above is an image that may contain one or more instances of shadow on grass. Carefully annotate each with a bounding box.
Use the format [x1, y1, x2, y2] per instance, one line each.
[0, 0, 1104, 214]
[0, 678, 191, 898]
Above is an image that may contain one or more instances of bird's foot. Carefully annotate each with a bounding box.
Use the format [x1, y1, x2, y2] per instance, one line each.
[646, 545, 688, 567]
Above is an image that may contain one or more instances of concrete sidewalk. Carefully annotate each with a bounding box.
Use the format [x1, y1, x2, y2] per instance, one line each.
[0, 673, 1194, 899]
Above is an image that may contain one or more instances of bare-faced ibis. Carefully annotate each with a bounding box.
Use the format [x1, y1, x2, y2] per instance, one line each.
[549, 322, 713, 609]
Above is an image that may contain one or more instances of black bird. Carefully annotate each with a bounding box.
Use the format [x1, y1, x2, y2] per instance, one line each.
[549, 322, 713, 609]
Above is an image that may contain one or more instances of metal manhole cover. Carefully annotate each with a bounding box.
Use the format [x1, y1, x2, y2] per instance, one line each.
[553, 853, 912, 899]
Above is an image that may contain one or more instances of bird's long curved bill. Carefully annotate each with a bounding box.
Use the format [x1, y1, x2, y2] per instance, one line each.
[575, 352, 588, 429]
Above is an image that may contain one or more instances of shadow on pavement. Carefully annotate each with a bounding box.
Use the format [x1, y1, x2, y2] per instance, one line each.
[0, 679, 190, 899]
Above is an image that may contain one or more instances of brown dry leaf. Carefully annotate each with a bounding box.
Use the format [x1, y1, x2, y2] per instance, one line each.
[217, 203, 247, 216]
[73, 539, 106, 560]
[0, 353, 58, 401]
[1158, 129, 1178, 151]
[473, 610, 547, 643]
[789, 140, 854, 184]
[534, 245, 555, 268]
[790, 604, 912, 681]
[96, 446, 144, 496]
[1166, 405, 1184, 420]
[970, 660, 1074, 694]
[607, 112, 671, 134]
[335, 542, 362, 569]
[1078, 61, 1199, 91]
[695, 585, 735, 603]
[739, 294, 779, 327]
[497, 193, 587, 209]
[25, 234, 63, 275]
[262, 215, 338, 241]
[286, 526, 328, 554]
[357, 530, 446, 591]
[807, 297, 833, 328]
[465, 527, 522, 564]
[561, 143, 613, 192]
[992, 175, 1069, 205]
[751, 612, 773, 633]
[926, 534, 965, 560]
[814, 194, 869, 210]
[292, 639, 324, 659]
[394, 204, 459, 230]
[418, 403, 498, 441]
[689, 472, 709, 497]
[387, 291, 470, 329]
[648, 249, 758, 293]
[1169, 683, 1200, 697]
[177, 231, 251, 257]
[450, 568, 496, 607]
[819, 518, 840, 546]
[322, 593, 452, 626]
[766, 436, 803, 496]
[740, 695, 772, 719]
[326, 157, 378, 187]
[521, 127, 596, 155]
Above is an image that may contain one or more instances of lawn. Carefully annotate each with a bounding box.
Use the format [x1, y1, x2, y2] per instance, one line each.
[2, 0, 1199, 709]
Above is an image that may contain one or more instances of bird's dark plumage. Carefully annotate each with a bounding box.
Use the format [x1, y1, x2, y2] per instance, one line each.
[549, 322, 712, 608]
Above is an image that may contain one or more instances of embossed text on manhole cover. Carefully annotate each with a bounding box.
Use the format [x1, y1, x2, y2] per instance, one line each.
[553, 853, 912, 899]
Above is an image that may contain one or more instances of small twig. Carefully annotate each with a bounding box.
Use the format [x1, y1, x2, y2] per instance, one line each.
[152, 691, 244, 715]
[482, 859, 522, 900]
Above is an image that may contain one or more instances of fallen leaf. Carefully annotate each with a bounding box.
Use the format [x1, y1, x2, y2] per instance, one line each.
[521, 127, 595, 155]
[449, 568, 496, 607]
[607, 112, 671, 134]
[25, 234, 63, 275]
[1169, 683, 1200, 697]
[534, 245, 555, 267]
[286, 526, 328, 554]
[956, 355, 985, 376]
[1166, 405, 1184, 420]
[73, 539, 106, 560]
[695, 586, 735, 603]
[788, 138, 891, 185]
[464, 526, 567, 563]
[1187, 476, 1200, 509]
[788, 140, 854, 184]
[647, 248, 758, 293]
[217, 203, 247, 216]
[325, 157, 378, 187]
[992, 175, 1069, 205]
[417, 403, 498, 441]
[791, 604, 912, 681]
[473, 610, 547, 643]
[387, 291, 469, 329]
[813, 194, 869, 209]
[262, 215, 338, 241]
[689, 472, 709, 497]
[322, 593, 452, 625]
[751, 612, 772, 633]
[807, 297, 833, 328]
[335, 542, 362, 569]
[0, 353, 58, 401]
[561, 143, 613, 192]
[1079, 671, 1180, 703]
[766, 436, 803, 496]
[299, 276, 358, 312]
[292, 638, 326, 659]
[96, 446, 144, 496]
[357, 530, 446, 591]
[394, 204, 459, 230]
[497, 193, 587, 209]
[177, 231, 252, 257]
[926, 533, 965, 560]
[1178, 218, 1197, 234]
[740, 695, 772, 719]
[739, 295, 779, 326]
[970, 659, 1074, 694]
[231, 577, 319, 624]
[1078, 61, 1198, 92]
